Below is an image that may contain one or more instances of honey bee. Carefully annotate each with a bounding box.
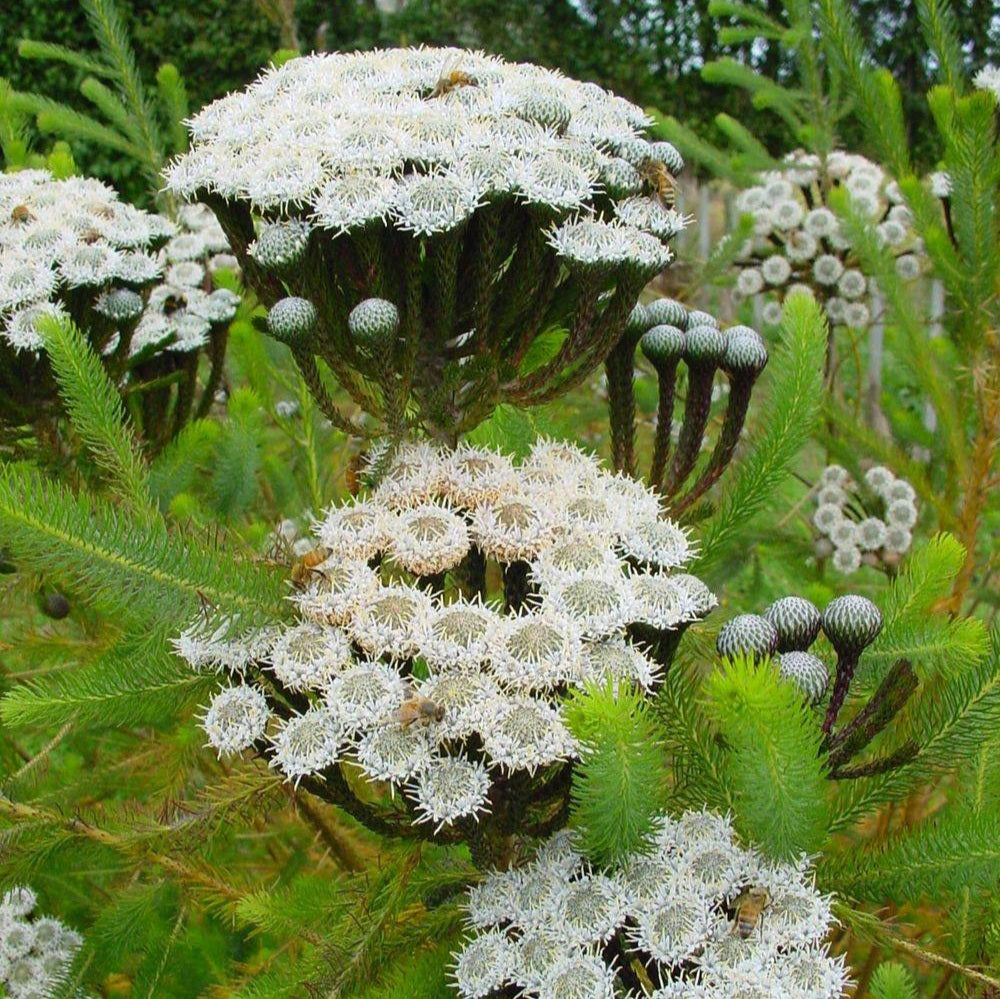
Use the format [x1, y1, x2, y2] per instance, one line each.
[395, 690, 445, 727]
[290, 546, 330, 586]
[10, 204, 34, 224]
[730, 886, 771, 939]
[430, 55, 477, 98]
[639, 158, 677, 207]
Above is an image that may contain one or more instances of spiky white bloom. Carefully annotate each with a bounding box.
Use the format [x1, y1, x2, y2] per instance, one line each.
[269, 621, 352, 690]
[456, 809, 845, 999]
[416, 671, 503, 740]
[617, 517, 695, 569]
[973, 65, 1000, 101]
[628, 572, 698, 630]
[490, 611, 583, 690]
[761, 300, 783, 326]
[863, 465, 895, 493]
[886, 498, 918, 529]
[578, 637, 662, 691]
[543, 575, 632, 638]
[355, 722, 435, 782]
[269, 706, 344, 782]
[546, 218, 672, 272]
[482, 696, 577, 772]
[316, 498, 389, 560]
[530, 533, 624, 589]
[420, 599, 499, 670]
[736, 267, 764, 296]
[761, 254, 792, 285]
[288, 559, 381, 626]
[884, 525, 912, 554]
[883, 478, 916, 504]
[832, 545, 862, 574]
[829, 519, 859, 549]
[408, 754, 492, 831]
[451, 927, 514, 998]
[202, 684, 271, 755]
[820, 465, 851, 488]
[469, 493, 557, 562]
[389, 502, 471, 576]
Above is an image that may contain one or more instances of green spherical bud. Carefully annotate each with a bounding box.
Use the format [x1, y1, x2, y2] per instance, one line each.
[764, 596, 822, 652]
[683, 323, 726, 365]
[640, 324, 686, 365]
[626, 303, 650, 337]
[602, 156, 643, 198]
[267, 296, 317, 342]
[514, 93, 571, 133]
[723, 325, 769, 374]
[614, 136, 654, 168]
[645, 297, 688, 329]
[777, 651, 829, 705]
[822, 595, 883, 658]
[649, 140, 684, 174]
[686, 310, 719, 329]
[348, 297, 400, 351]
[251, 221, 311, 272]
[716, 613, 778, 662]
[95, 288, 144, 322]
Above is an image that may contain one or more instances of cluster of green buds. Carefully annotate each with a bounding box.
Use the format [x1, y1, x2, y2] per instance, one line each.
[606, 295, 768, 508]
[715, 594, 919, 779]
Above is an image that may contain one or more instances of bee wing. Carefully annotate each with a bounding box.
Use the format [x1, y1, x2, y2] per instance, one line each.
[439, 52, 465, 77]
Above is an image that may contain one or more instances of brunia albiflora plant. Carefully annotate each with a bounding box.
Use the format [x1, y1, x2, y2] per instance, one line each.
[0, 32, 996, 999]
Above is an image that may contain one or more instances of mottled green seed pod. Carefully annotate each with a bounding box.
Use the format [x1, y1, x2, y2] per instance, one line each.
[348, 297, 400, 352]
[683, 323, 726, 365]
[645, 297, 688, 329]
[764, 596, 822, 652]
[251, 220, 311, 271]
[514, 92, 571, 133]
[723, 325, 769, 375]
[716, 613, 779, 662]
[777, 651, 829, 705]
[686, 310, 720, 329]
[95, 287, 144, 322]
[267, 296, 317, 342]
[602, 156, 643, 199]
[640, 325, 686, 366]
[626, 303, 651, 338]
[822, 595, 883, 658]
[649, 140, 684, 174]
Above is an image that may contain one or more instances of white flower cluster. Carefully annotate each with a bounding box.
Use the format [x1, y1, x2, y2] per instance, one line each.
[732, 151, 923, 331]
[0, 170, 172, 351]
[121, 204, 240, 357]
[813, 465, 917, 575]
[453, 811, 848, 999]
[973, 65, 1000, 101]
[0, 886, 84, 999]
[176, 440, 714, 832]
[165, 47, 684, 265]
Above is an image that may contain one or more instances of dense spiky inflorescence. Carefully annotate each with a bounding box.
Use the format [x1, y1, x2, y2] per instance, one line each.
[164, 47, 692, 440]
[812, 465, 917, 575]
[731, 151, 924, 331]
[0, 172, 240, 449]
[0, 886, 87, 999]
[452, 812, 848, 999]
[176, 440, 715, 857]
[615, 297, 767, 503]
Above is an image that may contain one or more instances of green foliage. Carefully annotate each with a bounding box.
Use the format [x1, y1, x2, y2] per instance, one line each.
[703, 655, 828, 859]
[696, 292, 826, 575]
[39, 314, 151, 512]
[564, 682, 670, 865]
[870, 962, 918, 999]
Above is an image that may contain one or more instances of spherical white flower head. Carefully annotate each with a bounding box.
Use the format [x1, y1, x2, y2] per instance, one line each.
[509, 930, 568, 991]
[837, 268, 867, 301]
[389, 503, 470, 576]
[546, 218, 672, 274]
[538, 952, 617, 999]
[778, 946, 851, 998]
[543, 574, 631, 638]
[973, 64, 1000, 100]
[444, 445, 516, 508]
[672, 573, 719, 619]
[94, 287, 144, 322]
[615, 196, 689, 241]
[482, 696, 577, 772]
[883, 478, 916, 504]
[736, 267, 764, 297]
[172, 618, 267, 675]
[165, 260, 205, 287]
[316, 498, 389, 561]
[812, 254, 844, 286]
[530, 533, 623, 590]
[420, 599, 498, 670]
[451, 928, 514, 999]
[465, 867, 521, 928]
[552, 874, 629, 946]
[1, 887, 36, 918]
[618, 517, 696, 569]
[1, 302, 67, 352]
[578, 637, 662, 691]
[813, 503, 844, 536]
[628, 573, 697, 631]
[355, 721, 434, 782]
[374, 442, 449, 509]
[760, 300, 783, 327]
[524, 438, 602, 480]
[601, 471, 664, 523]
[863, 465, 895, 494]
[829, 519, 859, 549]
[269, 706, 343, 782]
[816, 484, 846, 508]
[559, 488, 631, 537]
[785, 229, 818, 262]
[894, 252, 921, 280]
[415, 671, 502, 740]
[856, 516, 887, 552]
[288, 559, 381, 626]
[269, 621, 352, 691]
[884, 524, 912, 554]
[772, 198, 805, 231]
[514, 153, 596, 211]
[490, 611, 583, 690]
[760, 254, 792, 286]
[311, 172, 397, 233]
[326, 660, 408, 731]
[470, 494, 556, 562]
[408, 754, 492, 831]
[631, 887, 714, 964]
[886, 498, 917, 529]
[202, 683, 271, 755]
